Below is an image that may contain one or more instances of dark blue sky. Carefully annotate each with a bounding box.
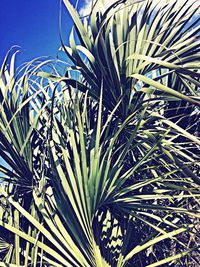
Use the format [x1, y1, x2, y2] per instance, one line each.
[0, 0, 83, 66]
[0, 0, 86, 170]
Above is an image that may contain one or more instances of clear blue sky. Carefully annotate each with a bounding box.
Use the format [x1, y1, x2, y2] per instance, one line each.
[0, 0, 84, 66]
[0, 0, 86, 170]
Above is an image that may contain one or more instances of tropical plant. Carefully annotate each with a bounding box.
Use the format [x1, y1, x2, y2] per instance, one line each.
[0, 0, 200, 266]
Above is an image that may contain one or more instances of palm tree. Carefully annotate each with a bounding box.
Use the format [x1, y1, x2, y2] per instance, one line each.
[0, 0, 200, 266]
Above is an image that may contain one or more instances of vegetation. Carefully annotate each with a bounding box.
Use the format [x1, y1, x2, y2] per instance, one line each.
[0, 0, 200, 266]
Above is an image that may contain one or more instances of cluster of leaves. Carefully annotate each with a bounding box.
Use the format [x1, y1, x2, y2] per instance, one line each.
[0, 0, 200, 266]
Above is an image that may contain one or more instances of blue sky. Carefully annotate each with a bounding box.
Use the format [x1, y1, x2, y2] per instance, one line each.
[0, 0, 88, 169]
[0, 0, 86, 66]
[0, 0, 198, 66]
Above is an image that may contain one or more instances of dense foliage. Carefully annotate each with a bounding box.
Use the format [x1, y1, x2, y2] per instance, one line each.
[0, 0, 200, 266]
